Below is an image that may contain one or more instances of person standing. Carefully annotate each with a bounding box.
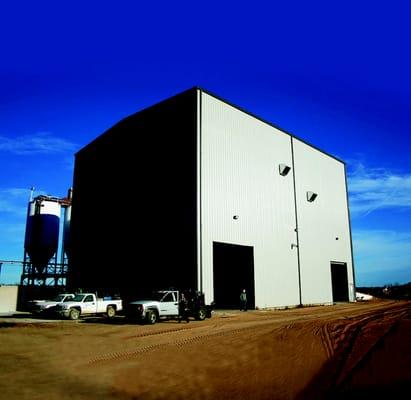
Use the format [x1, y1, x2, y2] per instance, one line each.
[240, 289, 247, 311]
[178, 292, 190, 323]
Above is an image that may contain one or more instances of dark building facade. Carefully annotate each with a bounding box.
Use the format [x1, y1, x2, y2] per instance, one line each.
[68, 89, 198, 300]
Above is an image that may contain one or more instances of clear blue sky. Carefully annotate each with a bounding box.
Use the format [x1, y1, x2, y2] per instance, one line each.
[0, 1, 410, 287]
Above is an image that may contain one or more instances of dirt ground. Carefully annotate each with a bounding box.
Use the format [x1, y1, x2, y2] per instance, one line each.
[1, 300, 410, 400]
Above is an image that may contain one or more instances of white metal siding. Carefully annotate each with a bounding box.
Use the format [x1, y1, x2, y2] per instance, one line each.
[200, 92, 300, 308]
[293, 139, 355, 304]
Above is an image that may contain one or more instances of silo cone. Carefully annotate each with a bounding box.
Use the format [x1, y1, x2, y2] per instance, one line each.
[24, 198, 60, 273]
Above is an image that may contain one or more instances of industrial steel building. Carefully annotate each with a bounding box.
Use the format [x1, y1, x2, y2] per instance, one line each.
[68, 87, 355, 308]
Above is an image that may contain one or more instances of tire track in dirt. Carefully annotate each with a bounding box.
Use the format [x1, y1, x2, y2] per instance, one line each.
[87, 302, 405, 365]
[319, 324, 334, 359]
[295, 302, 411, 400]
[87, 319, 283, 364]
[334, 307, 410, 386]
[324, 303, 411, 396]
[306, 302, 401, 360]
[122, 323, 205, 340]
[320, 302, 408, 357]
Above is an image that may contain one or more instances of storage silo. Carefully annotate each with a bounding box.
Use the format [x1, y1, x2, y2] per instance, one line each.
[24, 196, 61, 273]
[18, 191, 72, 310]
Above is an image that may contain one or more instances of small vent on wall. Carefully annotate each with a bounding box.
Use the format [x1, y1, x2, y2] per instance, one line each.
[307, 191, 318, 202]
[279, 164, 291, 176]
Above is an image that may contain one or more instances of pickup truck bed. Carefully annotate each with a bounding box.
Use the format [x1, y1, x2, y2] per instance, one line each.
[54, 293, 123, 320]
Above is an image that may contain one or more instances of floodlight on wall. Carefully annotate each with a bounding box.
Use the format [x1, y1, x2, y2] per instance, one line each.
[279, 164, 291, 176]
[306, 191, 318, 202]
[233, 215, 239, 220]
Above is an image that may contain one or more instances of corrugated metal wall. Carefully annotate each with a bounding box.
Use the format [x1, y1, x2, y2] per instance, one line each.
[293, 139, 355, 303]
[200, 92, 301, 308]
[69, 87, 354, 307]
[200, 90, 354, 308]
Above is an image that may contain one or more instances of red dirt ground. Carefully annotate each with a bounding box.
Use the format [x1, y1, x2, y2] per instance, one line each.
[0, 299, 410, 399]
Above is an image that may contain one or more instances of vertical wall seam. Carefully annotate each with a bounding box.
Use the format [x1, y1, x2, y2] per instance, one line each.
[197, 89, 203, 292]
[344, 163, 356, 299]
[291, 137, 303, 305]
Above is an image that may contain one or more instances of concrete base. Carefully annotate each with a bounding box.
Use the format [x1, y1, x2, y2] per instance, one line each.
[0, 285, 19, 313]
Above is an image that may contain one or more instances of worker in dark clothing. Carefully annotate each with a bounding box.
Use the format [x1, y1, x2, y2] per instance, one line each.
[240, 289, 247, 311]
[178, 293, 190, 323]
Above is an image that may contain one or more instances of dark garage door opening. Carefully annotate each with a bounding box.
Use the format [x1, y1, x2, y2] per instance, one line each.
[213, 242, 255, 309]
[331, 262, 349, 302]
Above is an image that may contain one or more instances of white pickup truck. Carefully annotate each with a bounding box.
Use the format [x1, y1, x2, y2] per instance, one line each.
[126, 289, 212, 324]
[54, 293, 123, 320]
[29, 293, 75, 314]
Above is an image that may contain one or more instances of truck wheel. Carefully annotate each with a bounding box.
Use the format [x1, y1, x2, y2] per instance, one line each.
[106, 306, 116, 318]
[69, 308, 80, 320]
[146, 310, 157, 324]
[196, 307, 207, 321]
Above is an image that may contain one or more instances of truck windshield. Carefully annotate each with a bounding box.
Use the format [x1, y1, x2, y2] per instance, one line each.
[72, 294, 86, 302]
[152, 292, 166, 301]
[52, 294, 66, 302]
[161, 292, 175, 302]
[152, 291, 177, 302]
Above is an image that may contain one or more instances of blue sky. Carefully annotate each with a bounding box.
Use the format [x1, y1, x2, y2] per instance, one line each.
[0, 1, 410, 286]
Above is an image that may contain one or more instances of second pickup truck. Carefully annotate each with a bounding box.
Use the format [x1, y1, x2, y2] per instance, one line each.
[54, 293, 122, 320]
[126, 289, 212, 324]
[29, 293, 75, 314]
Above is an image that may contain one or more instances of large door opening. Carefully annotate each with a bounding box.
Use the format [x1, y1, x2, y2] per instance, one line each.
[331, 262, 349, 302]
[213, 242, 255, 309]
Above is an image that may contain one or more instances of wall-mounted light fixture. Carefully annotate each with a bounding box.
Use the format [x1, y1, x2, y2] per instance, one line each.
[306, 191, 318, 202]
[233, 215, 239, 220]
[279, 163, 291, 176]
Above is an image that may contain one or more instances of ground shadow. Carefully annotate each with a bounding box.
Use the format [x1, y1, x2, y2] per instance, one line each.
[296, 314, 411, 399]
